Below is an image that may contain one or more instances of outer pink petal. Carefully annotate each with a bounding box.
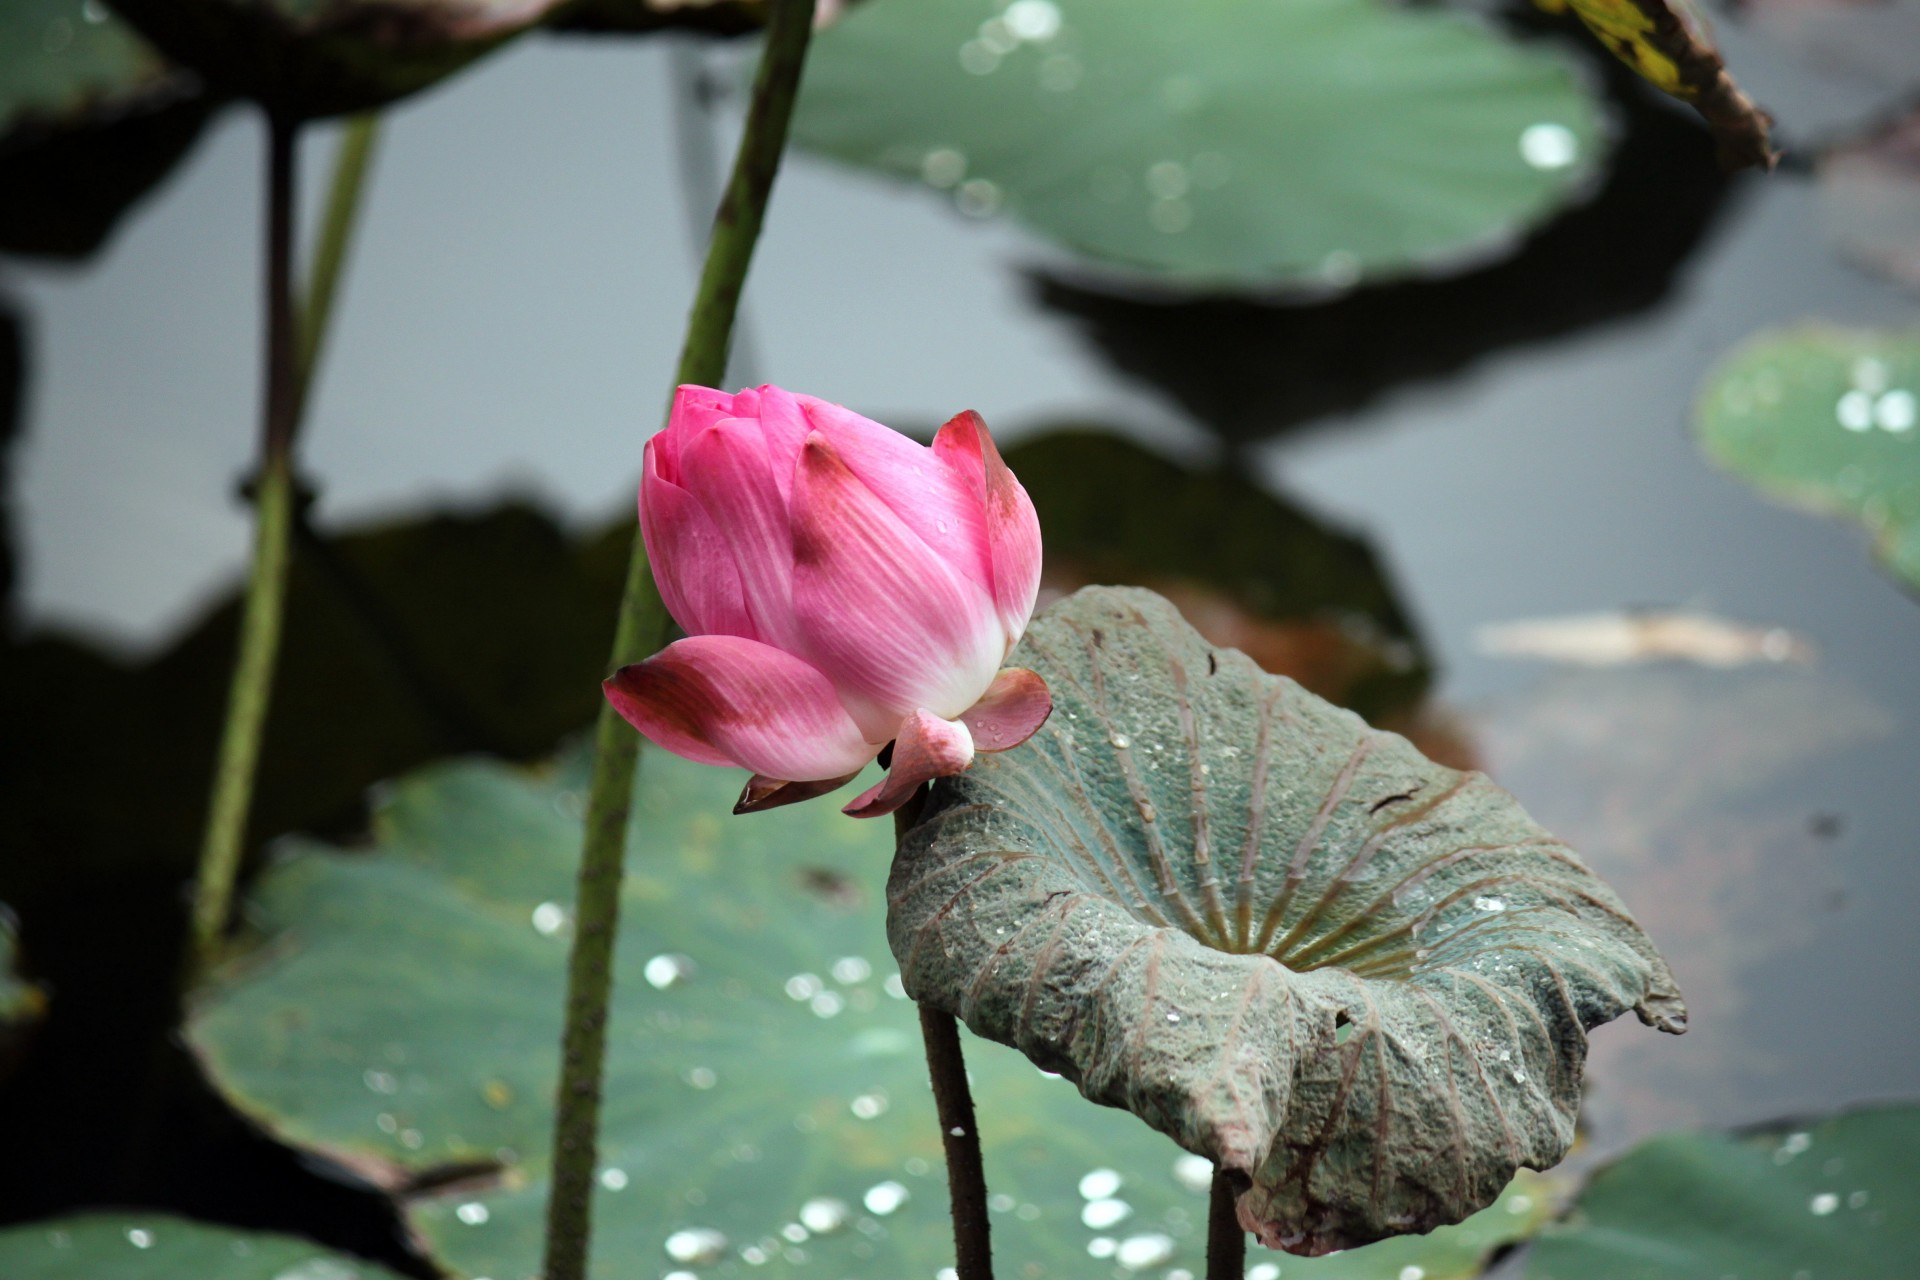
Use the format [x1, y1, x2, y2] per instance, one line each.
[731, 385, 812, 499]
[678, 418, 803, 651]
[843, 710, 975, 818]
[791, 433, 1004, 736]
[733, 769, 864, 814]
[639, 445, 754, 639]
[932, 410, 1041, 647]
[602, 635, 878, 781]
[797, 393, 994, 593]
[958, 667, 1053, 752]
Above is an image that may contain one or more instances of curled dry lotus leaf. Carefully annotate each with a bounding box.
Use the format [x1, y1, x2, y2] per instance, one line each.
[890, 586, 1685, 1254]
[1533, 0, 1774, 170]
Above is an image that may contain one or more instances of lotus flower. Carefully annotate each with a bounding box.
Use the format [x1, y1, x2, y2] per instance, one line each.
[603, 384, 1052, 818]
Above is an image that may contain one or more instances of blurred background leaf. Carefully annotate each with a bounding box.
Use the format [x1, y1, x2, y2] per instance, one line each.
[0, 0, 216, 258]
[793, 0, 1607, 288]
[1526, 1103, 1920, 1280]
[1695, 324, 1920, 591]
[0, 1213, 413, 1280]
[189, 746, 1557, 1280]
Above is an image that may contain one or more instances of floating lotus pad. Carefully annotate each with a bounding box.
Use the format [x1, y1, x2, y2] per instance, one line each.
[891, 587, 1683, 1254]
[0, 1213, 411, 1280]
[793, 0, 1606, 288]
[189, 739, 1557, 1279]
[1696, 325, 1920, 592]
[1527, 1104, 1920, 1280]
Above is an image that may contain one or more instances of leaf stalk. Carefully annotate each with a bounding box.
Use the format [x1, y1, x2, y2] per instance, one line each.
[1208, 1162, 1247, 1280]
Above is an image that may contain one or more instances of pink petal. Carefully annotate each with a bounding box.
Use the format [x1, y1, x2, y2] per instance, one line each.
[790, 433, 1004, 736]
[658, 385, 739, 482]
[731, 385, 812, 498]
[639, 449, 754, 639]
[958, 667, 1053, 752]
[732, 769, 864, 814]
[678, 417, 804, 651]
[843, 710, 975, 818]
[797, 394, 994, 593]
[603, 635, 878, 781]
[931, 410, 1041, 645]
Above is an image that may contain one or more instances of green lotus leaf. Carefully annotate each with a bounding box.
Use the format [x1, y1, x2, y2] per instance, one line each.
[0, 1213, 412, 1279]
[0, 0, 216, 257]
[890, 587, 1684, 1255]
[1527, 1104, 1920, 1280]
[1695, 324, 1920, 592]
[104, 0, 570, 118]
[792, 0, 1606, 288]
[188, 741, 1558, 1278]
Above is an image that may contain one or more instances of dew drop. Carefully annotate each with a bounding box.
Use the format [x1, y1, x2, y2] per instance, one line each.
[851, 1090, 890, 1120]
[921, 148, 967, 189]
[1166, 1011, 1181, 1024]
[644, 953, 695, 989]
[363, 1068, 399, 1094]
[1115, 1232, 1175, 1270]
[1876, 389, 1916, 432]
[810, 990, 845, 1018]
[664, 1227, 728, 1265]
[456, 1203, 491, 1226]
[1248, 1266, 1282, 1280]
[988, 1192, 1016, 1213]
[956, 178, 1002, 218]
[1088, 1237, 1118, 1259]
[1474, 896, 1506, 913]
[1837, 390, 1875, 431]
[531, 901, 567, 936]
[780, 1223, 809, 1243]
[1400, 1267, 1427, 1280]
[1082, 1197, 1132, 1229]
[884, 973, 908, 999]
[864, 1180, 910, 1215]
[1080, 1168, 1124, 1200]
[801, 1197, 851, 1234]
[784, 972, 823, 1001]
[600, 1167, 629, 1191]
[1004, 0, 1062, 41]
[1111, 734, 1131, 749]
[684, 1066, 718, 1090]
[1810, 1192, 1839, 1215]
[1519, 122, 1579, 170]
[126, 1229, 154, 1249]
[1172, 1153, 1214, 1194]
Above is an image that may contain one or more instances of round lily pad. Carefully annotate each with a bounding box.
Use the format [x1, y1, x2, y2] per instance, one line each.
[188, 742, 1557, 1279]
[0, 0, 215, 257]
[792, 0, 1607, 288]
[1695, 324, 1920, 593]
[1527, 1104, 1920, 1280]
[0, 1213, 411, 1280]
[891, 587, 1684, 1255]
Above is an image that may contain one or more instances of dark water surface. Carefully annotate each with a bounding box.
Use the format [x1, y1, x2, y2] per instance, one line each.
[4, 10, 1917, 1257]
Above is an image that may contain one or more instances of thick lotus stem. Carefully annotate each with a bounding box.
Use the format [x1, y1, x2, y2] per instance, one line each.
[538, 3, 818, 1278]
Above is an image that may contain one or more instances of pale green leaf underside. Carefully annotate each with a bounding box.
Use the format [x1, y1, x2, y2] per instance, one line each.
[1696, 324, 1920, 591]
[191, 741, 1554, 1279]
[892, 587, 1683, 1254]
[793, 0, 1605, 288]
[0, 1213, 411, 1280]
[1527, 1104, 1920, 1280]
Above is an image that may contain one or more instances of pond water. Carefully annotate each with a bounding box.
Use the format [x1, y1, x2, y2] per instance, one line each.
[4, 8, 1917, 1247]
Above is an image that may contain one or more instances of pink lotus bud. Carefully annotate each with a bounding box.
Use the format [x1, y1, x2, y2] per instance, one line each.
[603, 384, 1051, 818]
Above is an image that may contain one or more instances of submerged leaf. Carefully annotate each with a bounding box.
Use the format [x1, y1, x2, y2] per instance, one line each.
[1536, 0, 1775, 169]
[794, 0, 1606, 288]
[1527, 1104, 1920, 1280]
[1695, 324, 1920, 592]
[0, 1213, 412, 1279]
[188, 746, 1559, 1279]
[890, 587, 1683, 1254]
[0, 0, 216, 257]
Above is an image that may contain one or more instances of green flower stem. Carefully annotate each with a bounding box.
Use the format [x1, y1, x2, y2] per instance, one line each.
[897, 784, 994, 1279]
[538, 3, 818, 1278]
[1207, 1163, 1247, 1280]
[185, 111, 381, 984]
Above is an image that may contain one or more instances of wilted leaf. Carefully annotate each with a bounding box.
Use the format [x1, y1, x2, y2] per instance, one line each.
[1695, 324, 1920, 591]
[105, 0, 570, 118]
[188, 745, 1560, 1279]
[794, 0, 1606, 288]
[1536, 0, 1774, 169]
[0, 0, 216, 257]
[0, 1213, 411, 1279]
[1527, 1104, 1920, 1280]
[891, 587, 1684, 1254]
[1819, 107, 1920, 293]
[1005, 430, 1430, 723]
